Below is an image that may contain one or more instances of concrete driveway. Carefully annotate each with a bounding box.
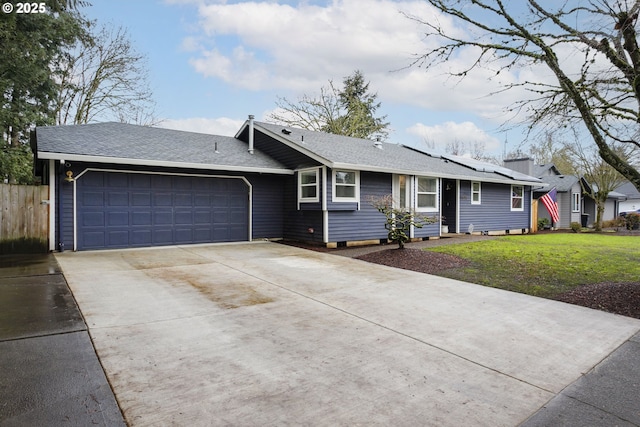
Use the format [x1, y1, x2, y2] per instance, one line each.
[56, 242, 640, 426]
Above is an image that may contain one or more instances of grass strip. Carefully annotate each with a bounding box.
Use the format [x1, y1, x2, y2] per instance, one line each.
[426, 234, 640, 298]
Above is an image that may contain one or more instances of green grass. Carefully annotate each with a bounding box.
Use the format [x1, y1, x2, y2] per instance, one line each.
[427, 234, 640, 298]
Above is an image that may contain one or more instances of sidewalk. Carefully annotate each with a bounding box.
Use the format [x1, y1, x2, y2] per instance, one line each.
[0, 253, 125, 426]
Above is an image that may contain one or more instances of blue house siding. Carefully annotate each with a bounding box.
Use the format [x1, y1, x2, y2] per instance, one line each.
[459, 181, 531, 232]
[55, 162, 285, 250]
[58, 170, 74, 252]
[327, 172, 389, 242]
[282, 175, 324, 242]
[249, 174, 285, 239]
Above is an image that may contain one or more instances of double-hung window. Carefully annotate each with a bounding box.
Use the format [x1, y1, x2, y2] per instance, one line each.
[333, 170, 359, 202]
[298, 168, 319, 202]
[572, 192, 581, 212]
[511, 185, 524, 211]
[416, 177, 438, 211]
[471, 181, 481, 204]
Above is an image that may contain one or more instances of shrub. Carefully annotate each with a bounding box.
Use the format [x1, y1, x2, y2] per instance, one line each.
[603, 217, 625, 229]
[369, 194, 437, 249]
[570, 222, 582, 233]
[537, 217, 550, 229]
[625, 213, 640, 230]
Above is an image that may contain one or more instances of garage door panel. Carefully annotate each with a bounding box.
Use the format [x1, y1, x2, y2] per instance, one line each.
[132, 211, 152, 226]
[131, 174, 151, 188]
[131, 192, 151, 206]
[175, 228, 193, 243]
[153, 229, 173, 245]
[153, 175, 172, 189]
[107, 231, 129, 246]
[107, 173, 128, 188]
[174, 194, 192, 207]
[131, 230, 152, 245]
[107, 211, 129, 226]
[175, 211, 193, 225]
[83, 232, 105, 248]
[82, 212, 104, 226]
[154, 211, 173, 225]
[154, 193, 172, 206]
[77, 172, 249, 250]
[83, 191, 105, 206]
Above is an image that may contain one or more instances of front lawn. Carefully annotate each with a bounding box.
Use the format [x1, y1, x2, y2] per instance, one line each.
[427, 234, 640, 298]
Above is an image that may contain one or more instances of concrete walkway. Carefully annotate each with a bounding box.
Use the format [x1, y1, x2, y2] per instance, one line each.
[0, 254, 125, 426]
[55, 242, 640, 426]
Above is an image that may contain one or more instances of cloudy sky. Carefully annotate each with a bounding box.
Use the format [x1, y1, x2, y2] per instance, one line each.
[85, 0, 540, 156]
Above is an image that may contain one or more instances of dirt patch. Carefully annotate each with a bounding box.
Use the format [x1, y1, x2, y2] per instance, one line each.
[146, 268, 274, 309]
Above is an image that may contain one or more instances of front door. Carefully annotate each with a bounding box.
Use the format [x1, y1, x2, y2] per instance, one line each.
[442, 179, 457, 233]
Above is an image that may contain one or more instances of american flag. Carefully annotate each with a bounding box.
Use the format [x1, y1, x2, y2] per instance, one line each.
[540, 188, 560, 224]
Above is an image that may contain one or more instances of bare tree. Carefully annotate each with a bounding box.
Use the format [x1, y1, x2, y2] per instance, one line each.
[528, 131, 575, 174]
[405, 0, 640, 191]
[55, 24, 157, 125]
[565, 139, 632, 230]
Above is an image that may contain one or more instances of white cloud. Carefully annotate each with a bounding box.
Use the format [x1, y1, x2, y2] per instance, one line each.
[182, 0, 538, 126]
[189, 0, 437, 90]
[407, 121, 501, 154]
[158, 117, 244, 136]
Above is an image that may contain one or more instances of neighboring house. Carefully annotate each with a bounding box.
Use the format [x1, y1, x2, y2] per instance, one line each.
[32, 119, 542, 251]
[504, 158, 583, 228]
[616, 181, 640, 214]
[504, 158, 625, 227]
[580, 180, 627, 223]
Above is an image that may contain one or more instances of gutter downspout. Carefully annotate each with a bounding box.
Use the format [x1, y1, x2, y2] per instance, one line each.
[248, 115, 255, 154]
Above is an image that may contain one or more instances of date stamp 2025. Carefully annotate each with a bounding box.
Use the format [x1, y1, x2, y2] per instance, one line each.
[2, 2, 47, 14]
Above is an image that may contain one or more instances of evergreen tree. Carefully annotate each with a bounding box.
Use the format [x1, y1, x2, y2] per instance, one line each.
[0, 1, 86, 183]
[269, 70, 389, 141]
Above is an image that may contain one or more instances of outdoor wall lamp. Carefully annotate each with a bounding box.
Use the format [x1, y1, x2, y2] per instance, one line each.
[64, 170, 75, 183]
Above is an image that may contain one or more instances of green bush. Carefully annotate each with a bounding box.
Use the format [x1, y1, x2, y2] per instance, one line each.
[537, 217, 550, 229]
[570, 222, 582, 233]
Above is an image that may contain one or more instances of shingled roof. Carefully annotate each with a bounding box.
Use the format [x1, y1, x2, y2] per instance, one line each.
[251, 121, 542, 185]
[34, 121, 543, 185]
[34, 122, 291, 174]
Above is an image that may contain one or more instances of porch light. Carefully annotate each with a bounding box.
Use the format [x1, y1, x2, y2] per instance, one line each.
[64, 170, 75, 183]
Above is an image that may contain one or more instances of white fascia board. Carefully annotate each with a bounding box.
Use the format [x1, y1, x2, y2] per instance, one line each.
[331, 162, 545, 186]
[37, 152, 294, 175]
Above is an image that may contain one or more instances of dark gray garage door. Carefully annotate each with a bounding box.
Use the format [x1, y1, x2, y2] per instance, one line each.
[77, 171, 249, 250]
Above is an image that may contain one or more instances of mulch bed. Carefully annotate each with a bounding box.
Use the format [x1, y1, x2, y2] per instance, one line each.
[356, 248, 471, 274]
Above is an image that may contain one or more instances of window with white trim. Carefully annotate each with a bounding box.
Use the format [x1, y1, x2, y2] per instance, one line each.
[572, 192, 581, 212]
[332, 170, 359, 202]
[298, 168, 319, 202]
[471, 181, 481, 204]
[416, 177, 438, 211]
[511, 185, 524, 211]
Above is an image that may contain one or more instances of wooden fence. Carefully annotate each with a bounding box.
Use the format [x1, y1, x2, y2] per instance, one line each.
[0, 184, 49, 254]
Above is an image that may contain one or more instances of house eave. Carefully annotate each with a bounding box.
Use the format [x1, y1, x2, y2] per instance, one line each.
[331, 162, 545, 186]
[36, 152, 294, 175]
